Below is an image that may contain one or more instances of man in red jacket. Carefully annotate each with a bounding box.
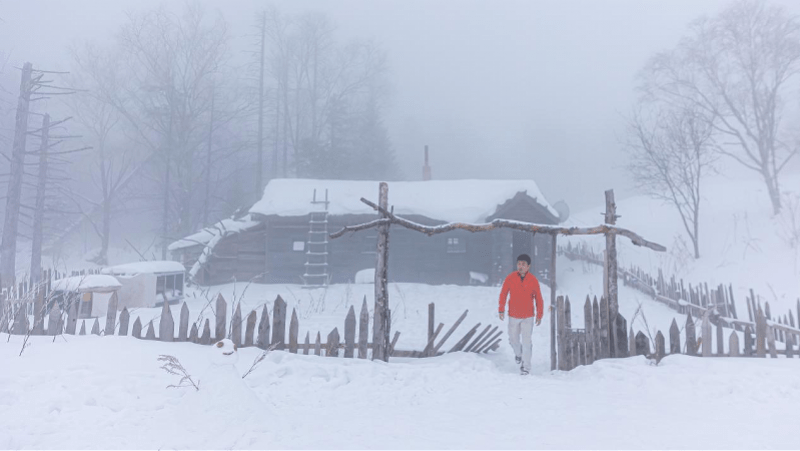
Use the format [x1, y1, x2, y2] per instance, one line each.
[498, 254, 543, 375]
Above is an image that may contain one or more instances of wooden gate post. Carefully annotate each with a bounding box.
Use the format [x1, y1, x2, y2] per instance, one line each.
[372, 182, 391, 362]
[604, 189, 619, 357]
[550, 234, 557, 370]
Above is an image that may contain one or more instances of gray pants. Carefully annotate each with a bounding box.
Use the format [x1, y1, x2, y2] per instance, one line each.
[508, 316, 534, 371]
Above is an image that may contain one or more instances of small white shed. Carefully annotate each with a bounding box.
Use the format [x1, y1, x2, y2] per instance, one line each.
[102, 261, 186, 308]
[50, 275, 122, 319]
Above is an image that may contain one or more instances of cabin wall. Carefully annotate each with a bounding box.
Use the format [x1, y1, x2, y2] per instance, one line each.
[188, 195, 560, 287]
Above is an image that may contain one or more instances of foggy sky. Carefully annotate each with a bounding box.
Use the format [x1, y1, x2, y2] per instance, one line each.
[2, 0, 799, 213]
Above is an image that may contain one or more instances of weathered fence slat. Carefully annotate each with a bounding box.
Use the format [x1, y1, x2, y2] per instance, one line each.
[716, 321, 724, 355]
[272, 295, 287, 350]
[66, 300, 78, 335]
[599, 295, 609, 359]
[422, 323, 444, 356]
[105, 292, 118, 336]
[476, 329, 503, 354]
[303, 332, 310, 355]
[189, 323, 199, 343]
[200, 319, 211, 345]
[231, 303, 242, 347]
[685, 312, 697, 356]
[48, 304, 61, 336]
[785, 335, 794, 358]
[314, 332, 322, 356]
[592, 296, 600, 360]
[628, 327, 636, 357]
[669, 319, 680, 354]
[215, 294, 227, 342]
[131, 317, 141, 338]
[729, 331, 740, 357]
[701, 312, 712, 357]
[389, 331, 401, 356]
[464, 324, 492, 353]
[119, 308, 129, 336]
[584, 296, 594, 363]
[159, 299, 174, 342]
[744, 325, 753, 357]
[144, 321, 155, 340]
[326, 328, 340, 357]
[33, 289, 44, 335]
[90, 318, 100, 336]
[244, 310, 256, 347]
[448, 323, 481, 353]
[358, 297, 369, 359]
[655, 331, 665, 361]
[472, 326, 499, 355]
[288, 308, 299, 353]
[179, 303, 189, 342]
[557, 296, 567, 370]
[433, 309, 469, 354]
[767, 326, 777, 358]
[615, 313, 628, 357]
[344, 305, 356, 358]
[256, 305, 270, 349]
[756, 306, 767, 357]
[635, 331, 650, 356]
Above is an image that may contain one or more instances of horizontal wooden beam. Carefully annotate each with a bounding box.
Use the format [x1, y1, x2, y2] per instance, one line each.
[330, 197, 666, 252]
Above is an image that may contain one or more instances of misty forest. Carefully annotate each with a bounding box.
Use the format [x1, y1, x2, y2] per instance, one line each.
[1, 1, 800, 449]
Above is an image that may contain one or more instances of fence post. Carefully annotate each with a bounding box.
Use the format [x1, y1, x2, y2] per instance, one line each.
[179, 303, 190, 342]
[755, 306, 767, 357]
[271, 295, 287, 350]
[685, 312, 697, 356]
[105, 292, 118, 336]
[288, 308, 299, 353]
[256, 304, 270, 349]
[701, 311, 712, 357]
[358, 296, 369, 359]
[556, 296, 566, 371]
[215, 294, 227, 342]
[159, 297, 174, 342]
[244, 310, 256, 347]
[344, 305, 356, 358]
[231, 303, 242, 347]
[669, 319, 681, 354]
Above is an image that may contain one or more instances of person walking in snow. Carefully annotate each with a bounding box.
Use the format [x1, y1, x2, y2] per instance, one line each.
[498, 254, 543, 375]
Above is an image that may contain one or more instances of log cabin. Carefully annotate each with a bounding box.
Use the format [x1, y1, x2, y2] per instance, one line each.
[169, 179, 564, 287]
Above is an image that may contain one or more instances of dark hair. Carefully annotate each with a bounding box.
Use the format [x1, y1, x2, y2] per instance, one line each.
[516, 254, 531, 265]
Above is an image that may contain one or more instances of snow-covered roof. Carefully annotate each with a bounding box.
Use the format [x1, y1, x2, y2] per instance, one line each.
[102, 261, 186, 276]
[51, 275, 122, 293]
[168, 215, 260, 251]
[249, 179, 559, 223]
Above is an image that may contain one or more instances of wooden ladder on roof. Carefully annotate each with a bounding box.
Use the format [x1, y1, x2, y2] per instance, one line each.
[303, 189, 330, 288]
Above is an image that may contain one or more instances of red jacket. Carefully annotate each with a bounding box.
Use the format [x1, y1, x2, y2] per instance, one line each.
[499, 271, 543, 320]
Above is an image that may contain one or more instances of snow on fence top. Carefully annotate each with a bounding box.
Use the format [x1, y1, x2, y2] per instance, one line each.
[51, 275, 122, 293]
[168, 215, 260, 251]
[249, 179, 559, 222]
[102, 261, 186, 276]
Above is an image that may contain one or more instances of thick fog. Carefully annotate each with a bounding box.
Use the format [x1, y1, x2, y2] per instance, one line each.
[1, 0, 800, 273]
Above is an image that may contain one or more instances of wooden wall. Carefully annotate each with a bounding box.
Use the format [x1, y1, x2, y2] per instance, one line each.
[185, 194, 560, 286]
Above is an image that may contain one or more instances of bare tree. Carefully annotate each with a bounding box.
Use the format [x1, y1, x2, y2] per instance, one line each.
[62, 78, 133, 266]
[626, 105, 716, 259]
[640, 0, 800, 215]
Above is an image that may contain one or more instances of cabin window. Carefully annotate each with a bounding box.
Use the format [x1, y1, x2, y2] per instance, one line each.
[446, 237, 466, 253]
[293, 241, 305, 252]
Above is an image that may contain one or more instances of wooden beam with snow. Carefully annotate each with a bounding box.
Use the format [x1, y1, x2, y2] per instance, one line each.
[330, 197, 666, 252]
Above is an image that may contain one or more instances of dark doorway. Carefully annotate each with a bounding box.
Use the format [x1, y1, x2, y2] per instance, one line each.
[512, 230, 532, 270]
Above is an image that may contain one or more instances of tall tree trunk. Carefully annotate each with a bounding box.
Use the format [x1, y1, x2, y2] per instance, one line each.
[204, 86, 215, 226]
[101, 198, 111, 266]
[257, 12, 266, 198]
[1, 62, 33, 287]
[764, 166, 782, 215]
[30, 114, 50, 283]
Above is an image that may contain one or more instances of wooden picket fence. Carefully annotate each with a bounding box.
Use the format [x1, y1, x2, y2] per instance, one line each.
[556, 292, 798, 371]
[0, 289, 502, 359]
[559, 241, 800, 346]
[1, 267, 101, 316]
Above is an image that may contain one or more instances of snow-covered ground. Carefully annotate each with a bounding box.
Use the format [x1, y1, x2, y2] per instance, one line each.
[3, 172, 800, 449]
